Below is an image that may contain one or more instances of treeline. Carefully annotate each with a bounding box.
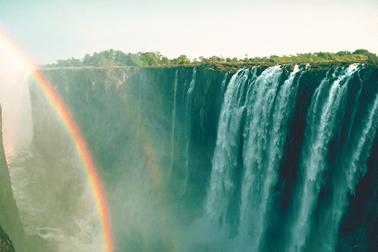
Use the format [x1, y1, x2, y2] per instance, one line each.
[48, 49, 378, 67]
[49, 51, 192, 67]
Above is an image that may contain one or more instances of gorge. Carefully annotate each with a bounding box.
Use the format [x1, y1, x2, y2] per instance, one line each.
[1, 63, 377, 252]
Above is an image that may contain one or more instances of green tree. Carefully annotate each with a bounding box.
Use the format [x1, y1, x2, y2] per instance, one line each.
[172, 55, 190, 65]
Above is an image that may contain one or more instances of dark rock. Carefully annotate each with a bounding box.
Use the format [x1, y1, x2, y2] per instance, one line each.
[0, 106, 28, 251]
[0, 226, 15, 252]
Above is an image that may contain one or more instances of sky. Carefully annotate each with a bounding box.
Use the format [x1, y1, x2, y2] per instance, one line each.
[0, 0, 377, 64]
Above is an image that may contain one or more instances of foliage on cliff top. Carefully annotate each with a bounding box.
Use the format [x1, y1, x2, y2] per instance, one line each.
[47, 49, 378, 69]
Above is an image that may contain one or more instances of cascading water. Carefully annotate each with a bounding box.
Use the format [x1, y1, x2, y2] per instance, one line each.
[1, 63, 376, 252]
[287, 65, 358, 252]
[206, 65, 302, 250]
[316, 73, 378, 252]
[205, 64, 377, 252]
[169, 70, 179, 180]
[241, 65, 300, 251]
[182, 68, 197, 196]
[206, 68, 257, 228]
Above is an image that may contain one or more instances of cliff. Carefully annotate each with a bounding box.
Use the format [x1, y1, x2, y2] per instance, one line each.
[27, 64, 377, 251]
[0, 106, 28, 252]
[0, 226, 14, 252]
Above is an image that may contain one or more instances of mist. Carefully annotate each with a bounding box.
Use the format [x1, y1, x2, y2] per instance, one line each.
[0, 46, 32, 159]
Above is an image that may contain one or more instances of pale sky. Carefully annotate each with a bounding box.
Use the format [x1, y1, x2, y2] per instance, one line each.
[0, 0, 377, 64]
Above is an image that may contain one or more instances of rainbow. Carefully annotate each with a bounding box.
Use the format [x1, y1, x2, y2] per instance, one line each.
[0, 27, 114, 251]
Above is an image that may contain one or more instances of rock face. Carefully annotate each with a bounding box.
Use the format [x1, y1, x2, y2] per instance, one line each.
[0, 226, 15, 252]
[33, 66, 227, 203]
[27, 66, 228, 251]
[0, 106, 27, 252]
[24, 64, 377, 252]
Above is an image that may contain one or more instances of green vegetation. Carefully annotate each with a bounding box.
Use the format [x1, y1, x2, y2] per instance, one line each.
[48, 49, 378, 68]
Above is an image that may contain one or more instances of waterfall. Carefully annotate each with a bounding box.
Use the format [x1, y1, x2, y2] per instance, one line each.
[321, 81, 378, 251]
[220, 72, 229, 93]
[240, 65, 300, 250]
[287, 65, 358, 252]
[205, 63, 377, 252]
[206, 65, 301, 245]
[181, 68, 197, 196]
[206, 68, 255, 226]
[3, 63, 376, 252]
[168, 70, 179, 180]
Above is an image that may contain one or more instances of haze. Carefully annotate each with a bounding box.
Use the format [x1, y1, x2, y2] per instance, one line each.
[0, 0, 377, 64]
